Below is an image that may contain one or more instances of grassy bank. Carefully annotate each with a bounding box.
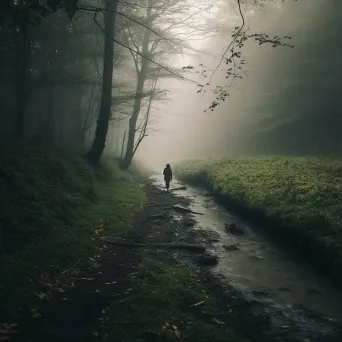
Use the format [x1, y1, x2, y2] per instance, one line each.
[0, 140, 146, 319]
[175, 157, 342, 282]
[100, 258, 246, 342]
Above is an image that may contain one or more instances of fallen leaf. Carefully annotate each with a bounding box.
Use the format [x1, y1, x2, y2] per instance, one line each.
[32, 313, 42, 319]
[189, 300, 206, 308]
[212, 318, 225, 326]
[172, 325, 181, 338]
[174, 330, 181, 338]
[35, 292, 48, 300]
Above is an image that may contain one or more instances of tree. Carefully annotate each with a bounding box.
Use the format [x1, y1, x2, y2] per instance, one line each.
[119, 0, 216, 168]
[0, 0, 79, 27]
[86, 0, 118, 166]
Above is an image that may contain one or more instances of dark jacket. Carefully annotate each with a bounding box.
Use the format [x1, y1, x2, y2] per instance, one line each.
[163, 167, 172, 181]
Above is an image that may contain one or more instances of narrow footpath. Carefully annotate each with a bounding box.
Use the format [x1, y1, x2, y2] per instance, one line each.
[10, 178, 342, 342]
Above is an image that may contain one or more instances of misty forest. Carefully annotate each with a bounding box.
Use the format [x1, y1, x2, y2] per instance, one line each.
[1, 0, 342, 341]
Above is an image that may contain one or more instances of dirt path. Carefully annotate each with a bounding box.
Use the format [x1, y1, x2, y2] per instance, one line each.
[10, 180, 342, 342]
[9, 182, 189, 342]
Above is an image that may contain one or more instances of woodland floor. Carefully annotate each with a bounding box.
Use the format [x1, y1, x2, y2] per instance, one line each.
[7, 179, 342, 342]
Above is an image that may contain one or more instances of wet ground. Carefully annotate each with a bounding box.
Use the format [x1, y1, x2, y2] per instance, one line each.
[150, 173, 342, 341]
[9, 175, 342, 341]
[151, 175, 342, 320]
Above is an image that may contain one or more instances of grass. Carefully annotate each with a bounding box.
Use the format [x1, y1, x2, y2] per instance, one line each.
[175, 157, 342, 282]
[100, 258, 246, 342]
[0, 139, 95, 251]
[0, 140, 146, 320]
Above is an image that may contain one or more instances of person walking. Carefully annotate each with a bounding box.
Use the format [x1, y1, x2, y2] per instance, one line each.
[163, 164, 173, 191]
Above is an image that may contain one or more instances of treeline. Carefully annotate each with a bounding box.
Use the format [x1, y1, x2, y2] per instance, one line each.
[240, 1, 342, 156]
[0, 0, 210, 167]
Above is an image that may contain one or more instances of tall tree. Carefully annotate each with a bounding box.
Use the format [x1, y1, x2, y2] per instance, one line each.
[86, 0, 118, 166]
[119, 0, 214, 168]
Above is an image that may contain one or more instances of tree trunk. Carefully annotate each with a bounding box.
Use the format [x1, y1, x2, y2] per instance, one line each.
[120, 130, 126, 159]
[121, 10, 152, 169]
[15, 20, 30, 136]
[86, 1, 117, 166]
[121, 78, 145, 168]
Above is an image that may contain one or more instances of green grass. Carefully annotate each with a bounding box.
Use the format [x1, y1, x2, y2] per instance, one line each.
[175, 157, 342, 280]
[0, 140, 146, 320]
[0, 139, 95, 251]
[100, 259, 246, 342]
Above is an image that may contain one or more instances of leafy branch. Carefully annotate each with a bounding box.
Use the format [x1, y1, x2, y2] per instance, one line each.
[194, 0, 294, 112]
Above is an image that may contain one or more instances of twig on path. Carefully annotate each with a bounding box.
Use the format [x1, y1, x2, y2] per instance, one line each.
[61, 258, 82, 275]
[170, 186, 187, 191]
[173, 206, 204, 215]
[105, 241, 206, 253]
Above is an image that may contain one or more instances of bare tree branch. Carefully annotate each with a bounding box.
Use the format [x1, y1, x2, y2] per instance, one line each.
[90, 8, 200, 85]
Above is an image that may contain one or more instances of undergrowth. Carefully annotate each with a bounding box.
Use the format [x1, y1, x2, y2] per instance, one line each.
[0, 140, 146, 320]
[175, 157, 342, 281]
[0, 140, 94, 251]
[100, 258, 246, 342]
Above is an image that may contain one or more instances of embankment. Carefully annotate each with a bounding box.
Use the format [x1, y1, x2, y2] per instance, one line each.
[175, 157, 342, 285]
[0, 140, 146, 320]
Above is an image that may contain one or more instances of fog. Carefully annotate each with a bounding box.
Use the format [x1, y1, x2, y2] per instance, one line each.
[1, 0, 341, 168]
[135, 0, 342, 168]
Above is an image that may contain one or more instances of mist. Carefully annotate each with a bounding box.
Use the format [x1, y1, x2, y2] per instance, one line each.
[1, 0, 341, 167]
[3, 1, 342, 338]
[135, 0, 342, 168]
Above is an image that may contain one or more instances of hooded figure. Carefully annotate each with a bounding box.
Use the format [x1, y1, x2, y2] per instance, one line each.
[163, 164, 172, 191]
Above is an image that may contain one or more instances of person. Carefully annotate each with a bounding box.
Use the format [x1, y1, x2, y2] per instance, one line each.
[163, 164, 173, 191]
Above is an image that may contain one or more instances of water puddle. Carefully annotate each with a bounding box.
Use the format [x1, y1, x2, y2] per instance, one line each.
[151, 175, 342, 320]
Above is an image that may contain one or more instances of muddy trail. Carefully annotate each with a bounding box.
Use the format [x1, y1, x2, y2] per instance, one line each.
[149, 174, 342, 341]
[9, 176, 342, 342]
